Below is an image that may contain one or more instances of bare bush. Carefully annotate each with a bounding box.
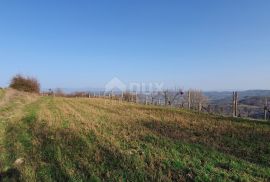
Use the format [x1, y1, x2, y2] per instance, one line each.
[123, 92, 134, 102]
[10, 75, 40, 93]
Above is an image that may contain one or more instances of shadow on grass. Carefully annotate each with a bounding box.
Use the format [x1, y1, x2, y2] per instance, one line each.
[26, 124, 156, 181]
[4, 114, 154, 181]
[142, 120, 270, 167]
[4, 112, 74, 181]
[0, 168, 21, 182]
[215, 115, 270, 126]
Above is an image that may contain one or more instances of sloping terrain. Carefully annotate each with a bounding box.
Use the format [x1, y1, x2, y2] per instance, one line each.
[0, 89, 269, 181]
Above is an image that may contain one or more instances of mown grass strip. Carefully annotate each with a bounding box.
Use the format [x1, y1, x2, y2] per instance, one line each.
[2, 98, 43, 181]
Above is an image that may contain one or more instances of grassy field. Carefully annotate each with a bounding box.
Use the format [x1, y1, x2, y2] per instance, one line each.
[0, 89, 269, 182]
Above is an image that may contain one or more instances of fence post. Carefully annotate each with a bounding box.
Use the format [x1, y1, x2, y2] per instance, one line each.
[232, 92, 235, 117]
[131, 92, 134, 103]
[235, 92, 238, 117]
[188, 91, 191, 109]
[264, 98, 268, 121]
[232, 92, 238, 117]
[164, 91, 168, 106]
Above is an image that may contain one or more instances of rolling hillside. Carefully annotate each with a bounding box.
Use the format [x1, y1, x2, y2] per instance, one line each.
[205, 90, 270, 119]
[0, 89, 269, 181]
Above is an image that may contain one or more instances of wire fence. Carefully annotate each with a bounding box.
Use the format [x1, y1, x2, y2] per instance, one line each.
[42, 90, 270, 121]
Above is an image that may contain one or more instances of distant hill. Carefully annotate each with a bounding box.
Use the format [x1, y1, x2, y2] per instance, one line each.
[240, 96, 270, 107]
[204, 90, 270, 102]
[205, 90, 270, 102]
[204, 90, 270, 119]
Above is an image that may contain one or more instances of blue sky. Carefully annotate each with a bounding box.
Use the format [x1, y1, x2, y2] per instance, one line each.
[0, 0, 270, 91]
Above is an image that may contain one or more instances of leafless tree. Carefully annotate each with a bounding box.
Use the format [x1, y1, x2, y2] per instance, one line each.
[161, 89, 184, 106]
[184, 89, 208, 110]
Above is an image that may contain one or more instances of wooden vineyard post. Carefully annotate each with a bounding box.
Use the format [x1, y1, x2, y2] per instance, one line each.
[235, 92, 238, 117]
[199, 102, 202, 113]
[188, 91, 191, 110]
[132, 92, 134, 103]
[264, 98, 268, 121]
[232, 92, 235, 117]
[164, 91, 168, 106]
[232, 92, 238, 117]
